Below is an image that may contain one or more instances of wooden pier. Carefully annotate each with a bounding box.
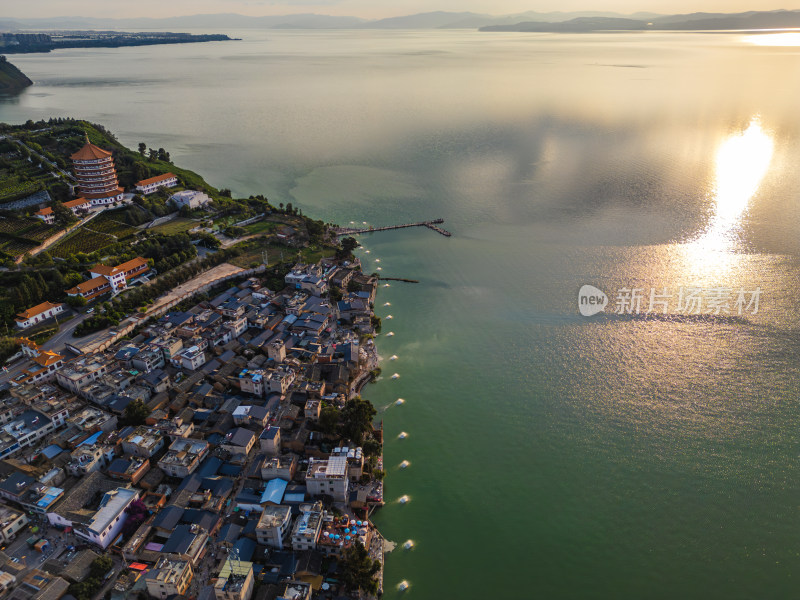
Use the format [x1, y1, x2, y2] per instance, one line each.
[334, 218, 451, 237]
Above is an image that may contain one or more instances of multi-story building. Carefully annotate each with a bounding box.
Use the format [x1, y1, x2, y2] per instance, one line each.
[0, 505, 28, 543]
[146, 557, 193, 599]
[221, 428, 256, 456]
[213, 559, 254, 600]
[135, 172, 178, 195]
[170, 345, 207, 371]
[67, 444, 112, 476]
[260, 455, 296, 481]
[121, 426, 164, 458]
[70, 137, 124, 206]
[66, 257, 149, 300]
[306, 456, 349, 502]
[158, 438, 209, 478]
[258, 426, 281, 456]
[50, 485, 139, 549]
[255, 505, 292, 549]
[290, 502, 323, 552]
[14, 301, 64, 329]
[56, 356, 112, 393]
[238, 370, 266, 397]
[0, 410, 67, 460]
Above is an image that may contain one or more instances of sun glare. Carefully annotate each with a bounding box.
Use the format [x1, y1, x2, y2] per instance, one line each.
[682, 117, 773, 278]
[744, 31, 800, 46]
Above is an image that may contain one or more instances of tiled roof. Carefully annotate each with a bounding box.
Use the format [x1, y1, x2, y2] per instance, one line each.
[67, 275, 109, 294]
[16, 301, 62, 320]
[117, 256, 148, 273]
[36, 207, 53, 216]
[136, 172, 176, 186]
[70, 141, 113, 161]
[64, 198, 90, 208]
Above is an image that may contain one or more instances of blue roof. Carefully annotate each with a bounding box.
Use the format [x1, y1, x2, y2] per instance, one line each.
[197, 456, 222, 478]
[219, 463, 241, 477]
[78, 432, 102, 447]
[232, 537, 255, 562]
[41, 444, 64, 459]
[260, 478, 288, 505]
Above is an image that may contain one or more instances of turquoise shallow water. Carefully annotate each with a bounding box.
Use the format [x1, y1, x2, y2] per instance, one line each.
[3, 30, 800, 598]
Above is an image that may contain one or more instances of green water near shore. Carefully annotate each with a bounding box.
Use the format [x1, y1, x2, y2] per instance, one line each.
[3, 30, 800, 598]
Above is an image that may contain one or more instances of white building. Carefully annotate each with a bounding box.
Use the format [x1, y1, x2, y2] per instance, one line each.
[15, 301, 64, 329]
[49, 487, 139, 549]
[170, 190, 211, 209]
[291, 502, 323, 552]
[0, 409, 68, 460]
[306, 456, 349, 502]
[171, 346, 207, 371]
[135, 172, 178, 195]
[0, 505, 28, 543]
[256, 505, 292, 548]
[158, 438, 209, 478]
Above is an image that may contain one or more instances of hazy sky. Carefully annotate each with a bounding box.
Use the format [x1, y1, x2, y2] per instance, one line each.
[5, 0, 800, 20]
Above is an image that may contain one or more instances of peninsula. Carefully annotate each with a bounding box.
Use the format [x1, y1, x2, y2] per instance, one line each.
[0, 119, 386, 599]
[0, 31, 234, 54]
[0, 56, 32, 94]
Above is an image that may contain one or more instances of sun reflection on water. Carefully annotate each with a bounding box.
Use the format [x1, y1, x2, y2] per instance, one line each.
[744, 31, 800, 46]
[681, 117, 774, 280]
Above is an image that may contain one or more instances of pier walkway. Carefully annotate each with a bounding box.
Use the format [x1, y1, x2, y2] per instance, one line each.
[334, 218, 451, 237]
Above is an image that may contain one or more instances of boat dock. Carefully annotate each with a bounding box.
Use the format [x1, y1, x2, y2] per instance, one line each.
[334, 218, 451, 237]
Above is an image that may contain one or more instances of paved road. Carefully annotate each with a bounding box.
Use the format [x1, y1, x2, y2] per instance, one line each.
[41, 312, 91, 353]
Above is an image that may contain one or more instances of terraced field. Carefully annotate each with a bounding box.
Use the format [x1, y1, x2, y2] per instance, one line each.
[49, 228, 118, 258]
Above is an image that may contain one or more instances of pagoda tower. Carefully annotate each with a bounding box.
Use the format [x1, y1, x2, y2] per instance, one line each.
[70, 135, 124, 206]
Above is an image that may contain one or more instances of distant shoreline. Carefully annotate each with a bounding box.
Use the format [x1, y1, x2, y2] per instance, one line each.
[0, 31, 236, 55]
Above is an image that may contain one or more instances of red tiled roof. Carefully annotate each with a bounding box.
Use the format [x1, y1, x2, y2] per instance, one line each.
[136, 172, 177, 187]
[15, 301, 62, 321]
[91, 264, 120, 277]
[117, 256, 148, 274]
[71, 141, 113, 161]
[63, 198, 90, 209]
[32, 351, 63, 368]
[36, 207, 53, 216]
[67, 275, 109, 295]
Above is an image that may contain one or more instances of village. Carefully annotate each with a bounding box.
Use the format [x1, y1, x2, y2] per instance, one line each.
[0, 130, 389, 600]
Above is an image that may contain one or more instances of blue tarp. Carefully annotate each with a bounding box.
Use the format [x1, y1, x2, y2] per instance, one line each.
[78, 432, 102, 447]
[260, 478, 288, 505]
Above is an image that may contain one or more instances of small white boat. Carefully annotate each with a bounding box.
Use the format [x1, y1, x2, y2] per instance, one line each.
[398, 431, 408, 439]
[383, 283, 390, 287]
[395, 397, 404, 405]
[403, 540, 414, 550]
[386, 331, 394, 337]
[391, 373, 400, 379]
[375, 259, 381, 263]
[398, 581, 409, 591]
[376, 267, 382, 271]
[398, 495, 410, 504]
[365, 250, 371, 254]
[399, 460, 410, 468]
[383, 302, 391, 306]
[390, 355, 398, 361]
[385, 314, 393, 319]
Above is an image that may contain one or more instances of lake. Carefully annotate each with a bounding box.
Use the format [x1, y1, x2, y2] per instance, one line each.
[3, 29, 800, 599]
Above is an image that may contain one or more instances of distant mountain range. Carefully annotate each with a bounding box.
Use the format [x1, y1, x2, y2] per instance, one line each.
[480, 9, 800, 32]
[0, 9, 798, 33]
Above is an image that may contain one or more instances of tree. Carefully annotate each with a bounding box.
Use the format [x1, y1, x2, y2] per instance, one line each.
[339, 540, 380, 595]
[319, 406, 339, 436]
[51, 200, 77, 226]
[66, 294, 87, 308]
[148, 149, 157, 161]
[339, 397, 376, 445]
[122, 399, 150, 426]
[329, 286, 343, 302]
[337, 236, 358, 260]
[137, 142, 146, 156]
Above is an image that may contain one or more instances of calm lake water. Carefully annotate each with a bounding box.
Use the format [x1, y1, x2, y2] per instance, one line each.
[3, 29, 800, 599]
